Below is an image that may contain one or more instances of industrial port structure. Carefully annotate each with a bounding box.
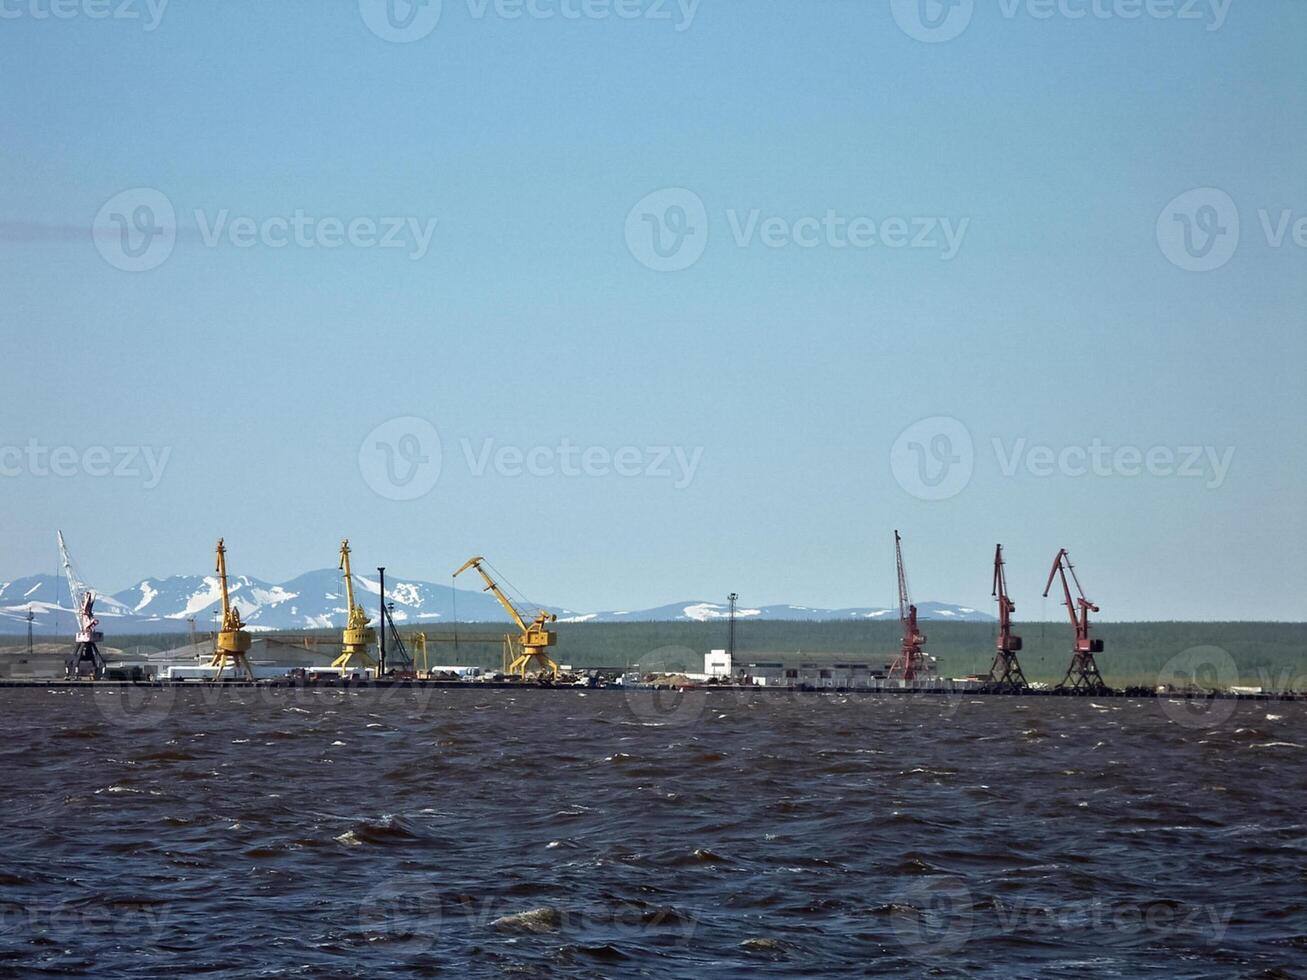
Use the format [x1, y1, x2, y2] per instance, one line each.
[40, 531, 1113, 693]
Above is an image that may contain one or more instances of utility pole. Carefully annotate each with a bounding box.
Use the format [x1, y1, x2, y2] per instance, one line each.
[727, 593, 738, 663]
[377, 567, 386, 676]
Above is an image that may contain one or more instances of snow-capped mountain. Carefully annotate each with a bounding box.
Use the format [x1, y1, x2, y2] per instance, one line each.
[0, 569, 992, 634]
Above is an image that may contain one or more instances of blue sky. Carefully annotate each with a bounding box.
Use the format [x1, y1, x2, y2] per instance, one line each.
[1, 0, 1303, 620]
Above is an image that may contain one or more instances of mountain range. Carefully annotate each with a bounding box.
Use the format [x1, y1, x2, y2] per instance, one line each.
[0, 569, 993, 635]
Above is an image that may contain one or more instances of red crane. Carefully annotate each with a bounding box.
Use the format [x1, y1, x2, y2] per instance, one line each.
[886, 530, 930, 682]
[987, 544, 1028, 690]
[1042, 548, 1107, 692]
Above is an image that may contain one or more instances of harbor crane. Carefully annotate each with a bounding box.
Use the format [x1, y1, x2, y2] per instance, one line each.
[1042, 548, 1107, 692]
[331, 540, 376, 673]
[886, 530, 931, 681]
[452, 556, 558, 679]
[210, 538, 254, 681]
[987, 544, 1028, 691]
[58, 531, 106, 679]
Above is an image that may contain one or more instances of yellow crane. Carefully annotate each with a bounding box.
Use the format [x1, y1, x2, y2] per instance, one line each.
[452, 556, 558, 679]
[332, 539, 376, 673]
[210, 538, 254, 681]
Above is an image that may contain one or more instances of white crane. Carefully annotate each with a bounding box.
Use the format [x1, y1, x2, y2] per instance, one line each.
[58, 531, 106, 679]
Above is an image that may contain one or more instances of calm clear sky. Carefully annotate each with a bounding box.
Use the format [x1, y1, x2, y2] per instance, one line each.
[1, 0, 1303, 620]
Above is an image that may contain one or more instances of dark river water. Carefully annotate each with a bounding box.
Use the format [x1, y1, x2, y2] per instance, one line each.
[1, 686, 1304, 978]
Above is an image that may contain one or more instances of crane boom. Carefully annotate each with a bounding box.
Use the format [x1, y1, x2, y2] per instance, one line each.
[895, 530, 911, 623]
[453, 557, 530, 633]
[56, 530, 105, 679]
[341, 541, 358, 615]
[453, 556, 558, 678]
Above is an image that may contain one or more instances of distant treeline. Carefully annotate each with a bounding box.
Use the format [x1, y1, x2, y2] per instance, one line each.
[40, 620, 1306, 688]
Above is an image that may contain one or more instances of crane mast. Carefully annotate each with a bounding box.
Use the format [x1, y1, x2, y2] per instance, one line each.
[453, 556, 558, 679]
[1042, 548, 1106, 692]
[331, 539, 376, 674]
[986, 544, 1028, 691]
[210, 538, 254, 681]
[57, 531, 106, 679]
[886, 530, 931, 682]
